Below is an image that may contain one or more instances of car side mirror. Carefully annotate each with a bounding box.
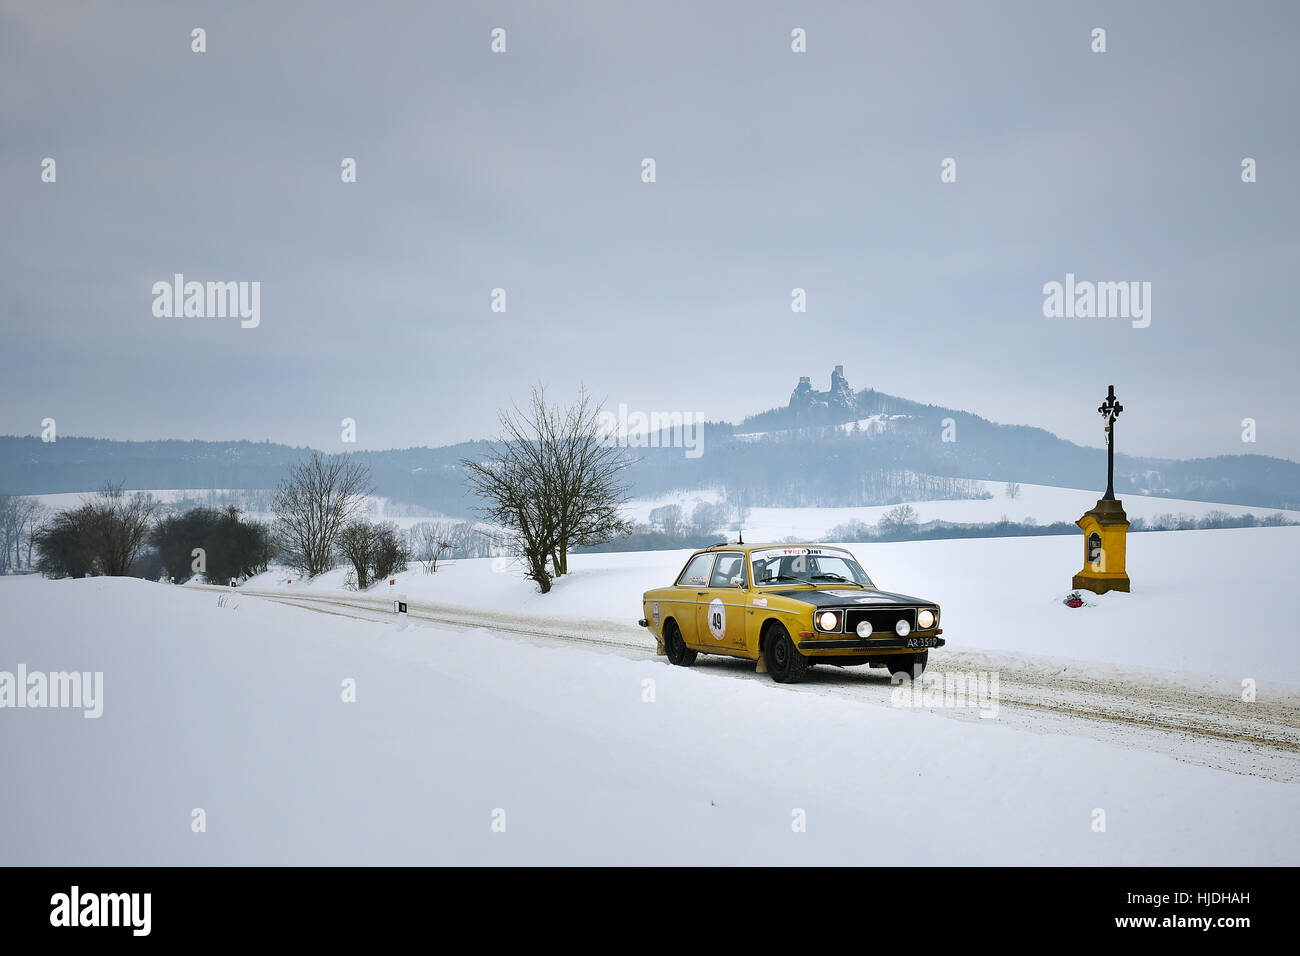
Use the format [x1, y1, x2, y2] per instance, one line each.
[730, 576, 745, 588]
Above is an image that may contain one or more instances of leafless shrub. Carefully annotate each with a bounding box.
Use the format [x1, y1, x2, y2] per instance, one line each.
[338, 521, 380, 590]
[371, 521, 409, 581]
[34, 483, 157, 577]
[339, 519, 409, 590]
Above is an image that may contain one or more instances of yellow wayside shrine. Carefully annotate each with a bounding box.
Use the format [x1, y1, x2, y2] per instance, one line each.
[1073, 498, 1130, 593]
[1072, 386, 1131, 595]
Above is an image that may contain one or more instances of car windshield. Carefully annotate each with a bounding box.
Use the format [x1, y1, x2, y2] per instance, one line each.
[749, 547, 875, 588]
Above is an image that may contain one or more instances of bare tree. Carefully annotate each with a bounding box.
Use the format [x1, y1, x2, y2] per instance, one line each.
[726, 488, 751, 533]
[447, 521, 481, 557]
[463, 441, 557, 592]
[0, 494, 16, 572]
[0, 494, 43, 571]
[462, 386, 633, 592]
[20, 500, 49, 568]
[878, 504, 919, 537]
[273, 452, 372, 577]
[410, 520, 457, 573]
[648, 503, 684, 536]
[545, 388, 634, 575]
[86, 484, 159, 576]
[443, 520, 494, 559]
[1005, 481, 1022, 500]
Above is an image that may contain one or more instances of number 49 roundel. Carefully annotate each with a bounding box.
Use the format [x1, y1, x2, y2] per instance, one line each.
[707, 597, 726, 640]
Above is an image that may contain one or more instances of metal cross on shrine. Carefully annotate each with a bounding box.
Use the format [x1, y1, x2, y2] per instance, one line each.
[1098, 385, 1124, 500]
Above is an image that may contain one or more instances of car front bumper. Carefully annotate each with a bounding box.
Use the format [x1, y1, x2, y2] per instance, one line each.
[796, 635, 945, 652]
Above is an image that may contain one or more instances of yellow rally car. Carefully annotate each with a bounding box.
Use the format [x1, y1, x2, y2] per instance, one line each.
[639, 543, 943, 684]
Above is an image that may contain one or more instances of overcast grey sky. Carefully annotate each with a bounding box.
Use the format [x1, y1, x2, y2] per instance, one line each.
[2, 0, 1297, 461]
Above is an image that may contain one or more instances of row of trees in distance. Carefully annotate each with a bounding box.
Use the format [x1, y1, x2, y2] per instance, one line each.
[17, 425, 589, 591]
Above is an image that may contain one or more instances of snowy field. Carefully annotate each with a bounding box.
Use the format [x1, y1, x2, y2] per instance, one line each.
[37, 480, 1300, 544]
[240, 526, 1300, 685]
[1, 574, 1296, 865]
[626, 482, 1300, 541]
[33, 489, 433, 530]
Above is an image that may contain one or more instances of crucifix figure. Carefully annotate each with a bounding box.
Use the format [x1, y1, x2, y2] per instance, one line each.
[1098, 385, 1123, 500]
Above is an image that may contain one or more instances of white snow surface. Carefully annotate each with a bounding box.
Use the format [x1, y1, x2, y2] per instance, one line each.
[625, 481, 1300, 540]
[244, 527, 1300, 685]
[38, 480, 1300, 544]
[2, 573, 1296, 865]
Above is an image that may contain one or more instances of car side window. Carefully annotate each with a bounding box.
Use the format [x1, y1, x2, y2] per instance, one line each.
[676, 553, 716, 587]
[709, 552, 746, 588]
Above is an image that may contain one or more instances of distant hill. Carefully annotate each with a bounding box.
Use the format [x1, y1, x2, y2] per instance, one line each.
[2, 369, 1297, 514]
[0, 437, 486, 517]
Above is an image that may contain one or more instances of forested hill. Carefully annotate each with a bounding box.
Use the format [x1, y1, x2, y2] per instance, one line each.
[2, 385, 1297, 514]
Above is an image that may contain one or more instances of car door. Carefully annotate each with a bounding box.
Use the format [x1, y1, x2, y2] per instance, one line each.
[673, 552, 717, 646]
[695, 551, 749, 651]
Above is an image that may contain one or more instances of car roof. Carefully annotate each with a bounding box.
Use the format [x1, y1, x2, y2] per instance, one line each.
[698, 543, 850, 555]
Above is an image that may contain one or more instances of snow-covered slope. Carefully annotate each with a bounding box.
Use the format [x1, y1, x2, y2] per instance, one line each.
[625, 481, 1300, 540]
[241, 527, 1300, 685]
[1, 574, 1295, 865]
[39, 480, 1300, 542]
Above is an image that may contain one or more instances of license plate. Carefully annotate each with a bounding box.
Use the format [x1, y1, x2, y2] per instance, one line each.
[906, 637, 940, 648]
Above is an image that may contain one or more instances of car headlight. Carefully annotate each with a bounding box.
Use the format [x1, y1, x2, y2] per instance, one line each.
[895, 619, 911, 637]
[817, 610, 841, 632]
[855, 621, 873, 638]
[917, 609, 936, 629]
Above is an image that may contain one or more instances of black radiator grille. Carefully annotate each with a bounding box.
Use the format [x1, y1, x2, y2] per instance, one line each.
[844, 607, 917, 635]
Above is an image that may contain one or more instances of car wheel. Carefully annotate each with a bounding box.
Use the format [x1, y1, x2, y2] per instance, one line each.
[664, 619, 696, 667]
[765, 624, 809, 684]
[887, 651, 928, 679]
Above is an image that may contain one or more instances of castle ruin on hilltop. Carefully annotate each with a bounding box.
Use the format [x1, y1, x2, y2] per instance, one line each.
[789, 365, 857, 415]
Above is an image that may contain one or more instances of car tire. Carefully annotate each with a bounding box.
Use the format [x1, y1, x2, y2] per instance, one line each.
[765, 624, 809, 684]
[887, 651, 928, 679]
[664, 619, 696, 667]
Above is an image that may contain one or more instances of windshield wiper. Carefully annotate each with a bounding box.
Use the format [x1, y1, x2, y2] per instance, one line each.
[762, 574, 804, 583]
[811, 574, 863, 586]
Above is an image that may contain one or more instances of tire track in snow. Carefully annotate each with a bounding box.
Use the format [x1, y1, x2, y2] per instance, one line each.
[193, 585, 1300, 781]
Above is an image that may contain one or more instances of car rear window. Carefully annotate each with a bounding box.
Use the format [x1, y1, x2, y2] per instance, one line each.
[676, 553, 715, 587]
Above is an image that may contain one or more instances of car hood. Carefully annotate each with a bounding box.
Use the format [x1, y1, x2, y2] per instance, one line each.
[767, 588, 935, 608]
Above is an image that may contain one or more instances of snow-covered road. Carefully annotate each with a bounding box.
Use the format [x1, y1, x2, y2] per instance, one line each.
[4, 575, 1298, 865]
[196, 585, 1300, 783]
